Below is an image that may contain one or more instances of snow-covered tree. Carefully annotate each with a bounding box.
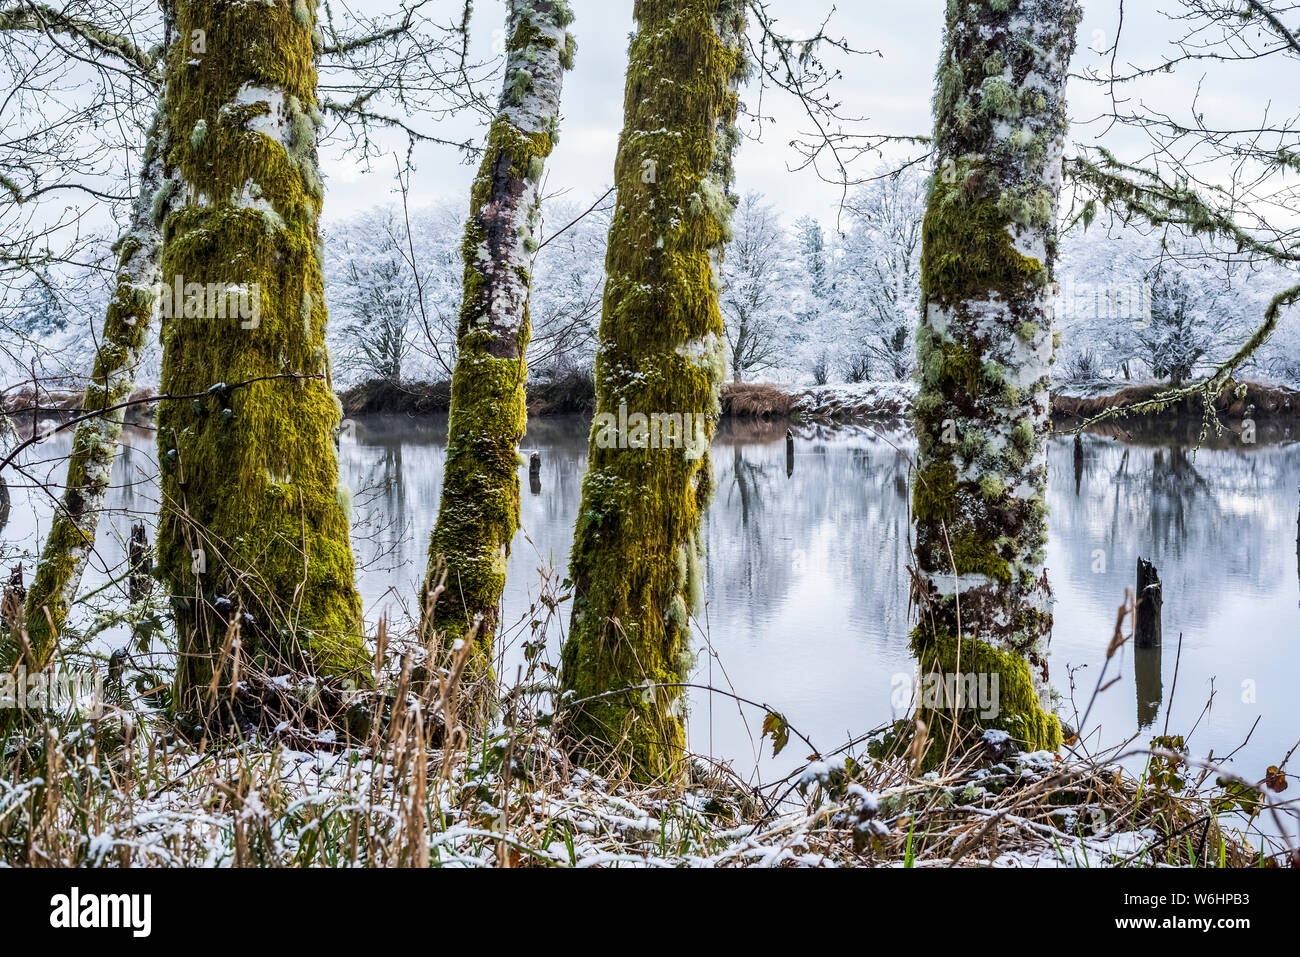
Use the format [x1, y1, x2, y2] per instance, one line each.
[719, 192, 796, 382]
[527, 192, 611, 377]
[911, 0, 1080, 758]
[837, 167, 927, 381]
[1054, 228, 1149, 384]
[794, 215, 830, 295]
[1141, 263, 1214, 386]
[790, 214, 841, 382]
[328, 208, 417, 385]
[327, 190, 609, 388]
[1054, 227, 1276, 388]
[423, 0, 576, 692]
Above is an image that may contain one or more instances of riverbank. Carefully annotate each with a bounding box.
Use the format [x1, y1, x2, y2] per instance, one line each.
[338, 370, 599, 418]
[1052, 379, 1300, 421]
[1, 386, 159, 427]
[10, 377, 1300, 431]
[315, 376, 1300, 427]
[338, 378, 918, 423]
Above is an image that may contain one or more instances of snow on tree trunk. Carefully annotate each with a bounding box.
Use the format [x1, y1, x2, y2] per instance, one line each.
[16, 102, 171, 670]
[911, 0, 1080, 757]
[558, 0, 746, 783]
[157, 0, 367, 721]
[421, 0, 575, 704]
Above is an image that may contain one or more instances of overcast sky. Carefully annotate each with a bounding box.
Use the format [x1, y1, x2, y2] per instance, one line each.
[319, 0, 1284, 232]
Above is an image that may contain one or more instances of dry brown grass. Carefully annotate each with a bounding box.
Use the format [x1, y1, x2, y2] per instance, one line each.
[721, 382, 799, 419]
[1, 546, 1294, 868]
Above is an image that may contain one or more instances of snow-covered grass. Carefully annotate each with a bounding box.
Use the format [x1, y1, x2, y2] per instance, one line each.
[1, 662, 1289, 868]
[1, 554, 1293, 869]
[791, 380, 917, 422]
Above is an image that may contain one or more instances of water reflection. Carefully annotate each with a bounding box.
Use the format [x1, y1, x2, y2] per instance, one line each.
[1135, 643, 1162, 729]
[1049, 425, 1300, 783]
[3, 414, 1297, 787]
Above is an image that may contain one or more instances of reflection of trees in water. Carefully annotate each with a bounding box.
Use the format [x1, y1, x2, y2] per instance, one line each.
[706, 426, 914, 644]
[517, 416, 589, 541]
[95, 432, 160, 588]
[1049, 433, 1300, 631]
[338, 415, 594, 613]
[346, 440, 410, 576]
[0, 427, 157, 607]
[11, 416, 1300, 753]
[712, 440, 783, 599]
[113, 437, 150, 512]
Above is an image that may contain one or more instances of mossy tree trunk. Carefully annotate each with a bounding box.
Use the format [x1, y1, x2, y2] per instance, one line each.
[158, 0, 367, 722]
[910, 0, 1080, 756]
[558, 0, 746, 783]
[13, 102, 171, 670]
[421, 0, 575, 699]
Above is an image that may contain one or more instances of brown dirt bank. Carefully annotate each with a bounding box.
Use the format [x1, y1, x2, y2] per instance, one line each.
[338, 370, 597, 418]
[338, 379, 451, 416]
[341, 379, 914, 422]
[1050, 380, 1300, 422]
[14, 379, 1299, 432]
[1, 387, 157, 427]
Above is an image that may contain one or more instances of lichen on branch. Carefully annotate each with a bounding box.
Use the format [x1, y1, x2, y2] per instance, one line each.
[15, 101, 171, 671]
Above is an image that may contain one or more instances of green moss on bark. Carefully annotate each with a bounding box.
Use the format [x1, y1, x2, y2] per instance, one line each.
[911, 0, 1079, 758]
[910, 625, 1063, 761]
[921, 169, 1045, 305]
[158, 0, 367, 722]
[558, 0, 745, 784]
[423, 1, 573, 703]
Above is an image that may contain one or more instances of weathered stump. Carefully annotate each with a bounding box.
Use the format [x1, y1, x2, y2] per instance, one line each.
[529, 451, 541, 496]
[1072, 432, 1083, 495]
[785, 428, 794, 479]
[1136, 557, 1162, 649]
[128, 522, 152, 604]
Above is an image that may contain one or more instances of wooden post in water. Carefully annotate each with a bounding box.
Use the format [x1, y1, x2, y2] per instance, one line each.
[1072, 432, 1083, 495]
[529, 451, 542, 496]
[785, 428, 794, 479]
[128, 522, 152, 604]
[1136, 557, 1162, 649]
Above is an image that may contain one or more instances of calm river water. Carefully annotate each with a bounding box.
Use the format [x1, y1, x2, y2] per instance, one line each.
[8, 413, 1299, 784]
